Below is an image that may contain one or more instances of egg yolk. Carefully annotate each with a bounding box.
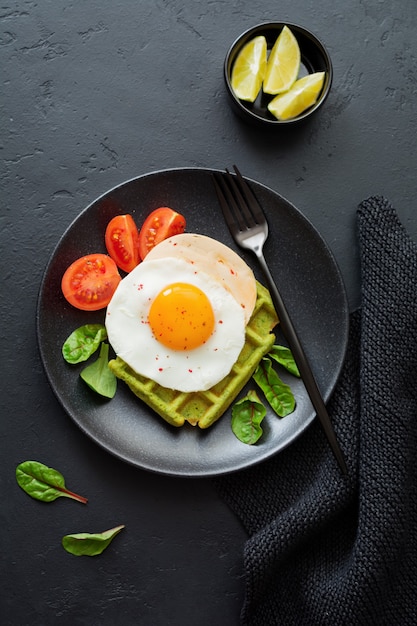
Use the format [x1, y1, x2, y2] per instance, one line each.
[148, 282, 215, 350]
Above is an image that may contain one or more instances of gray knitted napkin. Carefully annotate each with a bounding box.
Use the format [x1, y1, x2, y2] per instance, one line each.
[215, 197, 417, 625]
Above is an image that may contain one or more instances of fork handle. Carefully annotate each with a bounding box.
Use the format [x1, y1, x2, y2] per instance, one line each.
[256, 253, 348, 475]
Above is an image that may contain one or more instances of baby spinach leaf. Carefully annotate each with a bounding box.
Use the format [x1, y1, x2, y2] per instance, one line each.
[62, 324, 107, 364]
[62, 524, 125, 556]
[231, 390, 266, 445]
[80, 342, 117, 398]
[268, 345, 300, 377]
[253, 357, 295, 417]
[16, 460, 88, 504]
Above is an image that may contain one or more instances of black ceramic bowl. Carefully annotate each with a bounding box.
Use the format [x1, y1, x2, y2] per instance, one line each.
[224, 22, 333, 127]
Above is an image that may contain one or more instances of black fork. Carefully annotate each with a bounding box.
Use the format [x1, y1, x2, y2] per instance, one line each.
[213, 165, 348, 475]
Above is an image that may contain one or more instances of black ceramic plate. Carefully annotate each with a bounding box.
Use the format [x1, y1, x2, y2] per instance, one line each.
[37, 168, 348, 477]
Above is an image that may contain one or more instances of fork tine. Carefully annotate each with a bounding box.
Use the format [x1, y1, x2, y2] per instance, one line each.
[213, 168, 261, 233]
[212, 172, 246, 232]
[232, 165, 267, 225]
[225, 168, 257, 229]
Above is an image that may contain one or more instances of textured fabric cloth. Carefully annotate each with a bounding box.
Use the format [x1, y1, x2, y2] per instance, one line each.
[215, 197, 417, 625]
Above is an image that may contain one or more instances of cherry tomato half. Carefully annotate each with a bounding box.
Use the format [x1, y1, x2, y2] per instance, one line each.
[105, 214, 140, 273]
[61, 253, 121, 311]
[138, 207, 186, 259]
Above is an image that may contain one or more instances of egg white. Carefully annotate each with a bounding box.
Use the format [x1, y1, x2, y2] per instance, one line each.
[105, 257, 246, 392]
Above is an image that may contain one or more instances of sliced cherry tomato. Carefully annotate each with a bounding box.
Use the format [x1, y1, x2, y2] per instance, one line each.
[138, 207, 186, 259]
[105, 214, 140, 273]
[61, 253, 121, 311]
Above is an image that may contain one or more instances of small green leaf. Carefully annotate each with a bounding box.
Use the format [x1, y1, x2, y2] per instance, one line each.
[268, 345, 300, 377]
[16, 461, 88, 504]
[253, 357, 296, 417]
[62, 525, 125, 556]
[80, 343, 117, 398]
[231, 390, 266, 445]
[62, 324, 108, 364]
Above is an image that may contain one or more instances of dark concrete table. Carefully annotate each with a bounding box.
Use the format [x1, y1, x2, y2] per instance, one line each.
[2, 2, 416, 624]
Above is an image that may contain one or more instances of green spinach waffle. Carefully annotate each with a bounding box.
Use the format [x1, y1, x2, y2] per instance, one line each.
[108, 281, 278, 428]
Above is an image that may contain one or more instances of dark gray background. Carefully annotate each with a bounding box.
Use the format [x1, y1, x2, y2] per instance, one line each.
[2, 1, 416, 624]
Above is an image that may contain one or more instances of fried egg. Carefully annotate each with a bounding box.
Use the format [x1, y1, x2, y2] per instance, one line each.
[105, 257, 246, 392]
[145, 233, 257, 323]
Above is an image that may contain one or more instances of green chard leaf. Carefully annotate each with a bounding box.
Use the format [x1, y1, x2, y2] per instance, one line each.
[253, 357, 296, 417]
[16, 461, 88, 504]
[231, 390, 266, 445]
[62, 524, 125, 557]
[62, 324, 108, 364]
[80, 342, 117, 398]
[268, 345, 300, 377]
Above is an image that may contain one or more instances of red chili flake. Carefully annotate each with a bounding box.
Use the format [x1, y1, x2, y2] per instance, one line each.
[158, 367, 163, 372]
[188, 369, 193, 373]
[137, 283, 144, 291]
[218, 320, 223, 324]
[230, 268, 236, 275]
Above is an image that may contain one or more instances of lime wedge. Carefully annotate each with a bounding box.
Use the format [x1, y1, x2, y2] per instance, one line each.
[231, 36, 267, 102]
[267, 71, 326, 120]
[263, 26, 301, 95]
